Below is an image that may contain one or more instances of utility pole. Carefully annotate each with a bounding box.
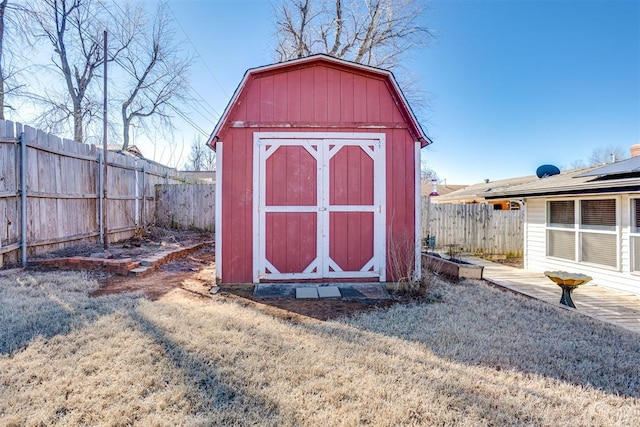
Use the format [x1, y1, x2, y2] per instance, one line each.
[102, 30, 109, 249]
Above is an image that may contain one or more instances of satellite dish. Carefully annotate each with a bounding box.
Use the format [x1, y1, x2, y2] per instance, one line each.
[536, 164, 561, 178]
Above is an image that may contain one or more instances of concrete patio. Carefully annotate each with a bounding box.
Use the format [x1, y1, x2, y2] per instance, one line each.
[466, 256, 640, 335]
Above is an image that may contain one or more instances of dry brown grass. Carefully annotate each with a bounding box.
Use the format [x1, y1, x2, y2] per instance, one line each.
[1, 271, 639, 426]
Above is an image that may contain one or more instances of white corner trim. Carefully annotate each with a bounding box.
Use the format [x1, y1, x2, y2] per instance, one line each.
[414, 141, 422, 281]
[215, 141, 223, 283]
[253, 133, 262, 283]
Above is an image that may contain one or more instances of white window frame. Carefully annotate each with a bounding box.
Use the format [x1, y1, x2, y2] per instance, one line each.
[546, 196, 620, 269]
[631, 198, 640, 273]
[546, 199, 577, 261]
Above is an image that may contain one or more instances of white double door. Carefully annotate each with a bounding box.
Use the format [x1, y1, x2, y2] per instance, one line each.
[253, 132, 386, 282]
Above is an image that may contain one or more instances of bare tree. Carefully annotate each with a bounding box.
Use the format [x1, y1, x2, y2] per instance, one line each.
[570, 144, 630, 169]
[0, 0, 34, 119]
[588, 145, 629, 165]
[119, 4, 190, 151]
[185, 136, 206, 171]
[0, 0, 9, 120]
[25, 0, 134, 142]
[274, 0, 431, 70]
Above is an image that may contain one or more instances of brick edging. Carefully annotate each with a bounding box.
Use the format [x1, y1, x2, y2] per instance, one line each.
[29, 242, 212, 276]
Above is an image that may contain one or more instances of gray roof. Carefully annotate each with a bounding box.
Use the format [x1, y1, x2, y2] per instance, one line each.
[575, 155, 640, 177]
[432, 175, 538, 203]
[484, 158, 640, 199]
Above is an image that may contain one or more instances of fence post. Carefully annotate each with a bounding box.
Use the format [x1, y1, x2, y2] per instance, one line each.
[134, 159, 139, 227]
[98, 152, 104, 244]
[141, 165, 146, 227]
[19, 131, 27, 267]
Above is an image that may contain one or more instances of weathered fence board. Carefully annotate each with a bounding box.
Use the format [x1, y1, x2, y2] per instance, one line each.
[155, 184, 215, 231]
[422, 199, 524, 256]
[0, 120, 206, 268]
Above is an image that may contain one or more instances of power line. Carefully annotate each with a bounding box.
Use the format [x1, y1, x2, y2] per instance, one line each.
[105, 1, 220, 130]
[109, 0, 222, 119]
[160, 0, 229, 99]
[34, 0, 218, 140]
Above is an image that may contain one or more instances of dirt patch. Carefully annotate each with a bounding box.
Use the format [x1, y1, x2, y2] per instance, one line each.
[32, 227, 429, 321]
[92, 249, 413, 321]
[35, 227, 214, 261]
[90, 245, 217, 300]
[218, 284, 402, 321]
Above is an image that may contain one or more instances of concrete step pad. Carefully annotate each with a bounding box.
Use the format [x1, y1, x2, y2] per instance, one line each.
[254, 283, 390, 300]
[296, 287, 319, 299]
[318, 286, 341, 298]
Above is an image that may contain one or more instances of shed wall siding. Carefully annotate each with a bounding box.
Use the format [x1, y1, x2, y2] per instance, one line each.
[221, 128, 254, 283]
[218, 62, 419, 283]
[524, 195, 640, 295]
[221, 126, 416, 283]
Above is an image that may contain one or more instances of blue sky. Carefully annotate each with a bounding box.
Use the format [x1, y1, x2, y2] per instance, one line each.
[156, 0, 639, 184]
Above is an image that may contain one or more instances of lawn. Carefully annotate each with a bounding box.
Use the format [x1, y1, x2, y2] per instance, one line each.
[1, 271, 639, 426]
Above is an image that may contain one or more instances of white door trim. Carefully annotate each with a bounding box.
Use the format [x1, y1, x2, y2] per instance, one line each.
[253, 132, 386, 283]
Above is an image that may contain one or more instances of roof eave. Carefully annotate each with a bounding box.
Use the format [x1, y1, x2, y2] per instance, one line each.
[486, 184, 640, 199]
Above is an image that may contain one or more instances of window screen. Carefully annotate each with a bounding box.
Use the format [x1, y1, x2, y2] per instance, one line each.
[548, 230, 575, 260]
[548, 200, 574, 228]
[580, 199, 616, 230]
[581, 233, 617, 267]
[633, 236, 640, 272]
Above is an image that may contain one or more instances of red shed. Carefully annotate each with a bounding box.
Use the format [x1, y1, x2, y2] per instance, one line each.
[207, 55, 431, 284]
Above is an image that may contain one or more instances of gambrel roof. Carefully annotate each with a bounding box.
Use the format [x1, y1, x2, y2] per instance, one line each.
[207, 54, 431, 149]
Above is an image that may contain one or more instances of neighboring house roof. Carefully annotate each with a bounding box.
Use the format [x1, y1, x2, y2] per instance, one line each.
[432, 175, 538, 203]
[484, 157, 640, 199]
[182, 170, 216, 183]
[106, 144, 175, 169]
[206, 54, 432, 149]
[107, 144, 144, 158]
[421, 181, 467, 197]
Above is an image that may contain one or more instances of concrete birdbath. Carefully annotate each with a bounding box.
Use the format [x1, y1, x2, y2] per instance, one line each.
[544, 271, 592, 308]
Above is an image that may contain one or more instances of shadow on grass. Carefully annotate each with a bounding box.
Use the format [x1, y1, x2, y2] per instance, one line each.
[218, 297, 557, 425]
[338, 280, 640, 400]
[0, 271, 140, 355]
[127, 306, 292, 425]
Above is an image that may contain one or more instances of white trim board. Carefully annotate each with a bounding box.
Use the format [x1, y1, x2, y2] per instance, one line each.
[215, 141, 223, 283]
[253, 131, 386, 283]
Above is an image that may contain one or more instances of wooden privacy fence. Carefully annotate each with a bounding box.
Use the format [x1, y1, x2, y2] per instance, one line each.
[422, 199, 524, 256]
[155, 183, 215, 231]
[0, 120, 198, 268]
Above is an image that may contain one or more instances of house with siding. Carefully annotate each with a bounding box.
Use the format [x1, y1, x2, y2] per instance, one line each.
[485, 153, 640, 296]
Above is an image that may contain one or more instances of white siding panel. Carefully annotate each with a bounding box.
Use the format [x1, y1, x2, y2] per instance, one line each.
[524, 198, 547, 271]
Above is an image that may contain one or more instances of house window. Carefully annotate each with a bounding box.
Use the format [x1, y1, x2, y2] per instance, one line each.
[548, 229, 575, 260]
[548, 200, 574, 228]
[546, 198, 618, 268]
[632, 199, 640, 272]
[580, 198, 617, 267]
[547, 200, 575, 260]
[580, 199, 616, 230]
